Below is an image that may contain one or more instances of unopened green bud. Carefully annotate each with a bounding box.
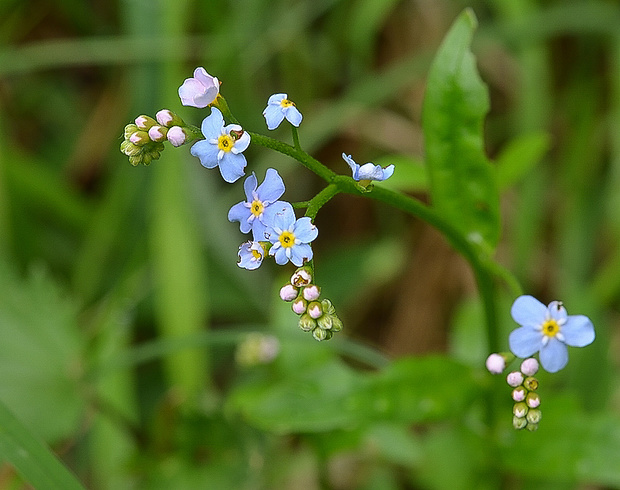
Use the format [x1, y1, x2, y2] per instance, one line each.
[317, 314, 333, 330]
[526, 408, 542, 425]
[120, 140, 140, 157]
[526, 392, 540, 408]
[526, 423, 539, 432]
[124, 123, 139, 139]
[523, 376, 539, 391]
[312, 327, 332, 341]
[129, 130, 150, 146]
[513, 415, 527, 430]
[330, 315, 343, 332]
[321, 298, 336, 316]
[148, 125, 168, 142]
[298, 314, 316, 332]
[307, 301, 322, 319]
[135, 115, 157, 130]
[513, 402, 528, 418]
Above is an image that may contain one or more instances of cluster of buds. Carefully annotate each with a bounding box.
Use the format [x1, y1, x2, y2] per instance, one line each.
[279, 267, 343, 341]
[507, 358, 541, 431]
[120, 110, 200, 166]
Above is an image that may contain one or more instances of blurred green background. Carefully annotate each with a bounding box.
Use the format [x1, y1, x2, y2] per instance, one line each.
[1, 0, 619, 488]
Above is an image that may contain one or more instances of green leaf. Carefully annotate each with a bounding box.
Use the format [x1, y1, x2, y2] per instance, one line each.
[0, 400, 85, 489]
[422, 9, 500, 250]
[495, 131, 550, 190]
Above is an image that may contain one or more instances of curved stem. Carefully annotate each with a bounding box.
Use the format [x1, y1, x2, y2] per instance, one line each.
[305, 184, 340, 220]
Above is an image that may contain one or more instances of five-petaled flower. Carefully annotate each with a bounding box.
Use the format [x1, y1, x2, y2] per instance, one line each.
[190, 107, 251, 183]
[178, 67, 220, 108]
[265, 205, 318, 267]
[508, 295, 595, 373]
[228, 168, 287, 240]
[237, 241, 266, 270]
[263, 93, 303, 130]
[342, 153, 394, 182]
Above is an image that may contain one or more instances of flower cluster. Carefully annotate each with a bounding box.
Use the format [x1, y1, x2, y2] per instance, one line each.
[279, 268, 343, 341]
[507, 358, 542, 431]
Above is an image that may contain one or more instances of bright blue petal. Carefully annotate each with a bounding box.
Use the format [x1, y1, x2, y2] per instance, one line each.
[342, 153, 358, 173]
[357, 163, 383, 180]
[547, 300, 568, 324]
[263, 105, 285, 130]
[539, 338, 569, 373]
[293, 217, 318, 243]
[268, 93, 287, 105]
[290, 243, 313, 267]
[508, 326, 542, 358]
[200, 107, 224, 139]
[262, 201, 293, 238]
[511, 295, 547, 328]
[273, 205, 295, 232]
[562, 315, 595, 347]
[243, 172, 258, 200]
[190, 140, 219, 169]
[228, 202, 252, 233]
[237, 242, 263, 270]
[228, 126, 250, 153]
[256, 168, 285, 204]
[219, 153, 246, 183]
[381, 164, 395, 180]
[251, 220, 268, 242]
[285, 106, 303, 127]
[272, 246, 289, 265]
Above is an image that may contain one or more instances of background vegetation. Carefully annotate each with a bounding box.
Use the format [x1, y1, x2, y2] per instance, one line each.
[0, 0, 619, 488]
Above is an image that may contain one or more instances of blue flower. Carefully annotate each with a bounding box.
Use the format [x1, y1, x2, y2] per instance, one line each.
[265, 205, 318, 267]
[190, 107, 251, 183]
[508, 295, 595, 373]
[237, 241, 265, 270]
[263, 93, 303, 130]
[342, 153, 394, 182]
[228, 168, 287, 240]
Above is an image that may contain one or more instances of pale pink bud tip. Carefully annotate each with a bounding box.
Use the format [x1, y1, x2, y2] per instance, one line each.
[166, 126, 186, 147]
[279, 284, 298, 302]
[520, 358, 539, 376]
[308, 302, 322, 319]
[485, 353, 505, 374]
[292, 299, 307, 315]
[156, 109, 175, 127]
[512, 387, 526, 402]
[148, 125, 167, 142]
[302, 285, 320, 301]
[507, 371, 524, 387]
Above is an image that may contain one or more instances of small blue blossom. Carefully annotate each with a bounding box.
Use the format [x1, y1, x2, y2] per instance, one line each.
[190, 107, 251, 183]
[265, 205, 318, 267]
[508, 295, 595, 373]
[342, 153, 395, 182]
[237, 241, 265, 270]
[263, 93, 303, 130]
[228, 168, 287, 241]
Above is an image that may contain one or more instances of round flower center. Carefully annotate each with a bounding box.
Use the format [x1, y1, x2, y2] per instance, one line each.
[280, 99, 295, 108]
[217, 134, 234, 152]
[251, 249, 262, 260]
[250, 200, 264, 217]
[279, 231, 295, 248]
[542, 319, 560, 337]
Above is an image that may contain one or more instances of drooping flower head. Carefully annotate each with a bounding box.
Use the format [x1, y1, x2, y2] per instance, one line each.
[264, 205, 318, 267]
[237, 241, 266, 270]
[190, 107, 251, 183]
[228, 168, 287, 240]
[508, 295, 595, 373]
[263, 93, 303, 130]
[342, 153, 395, 182]
[178, 67, 220, 108]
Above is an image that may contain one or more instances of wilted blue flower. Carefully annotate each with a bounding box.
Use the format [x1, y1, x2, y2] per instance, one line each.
[265, 205, 318, 267]
[228, 168, 287, 240]
[178, 67, 219, 108]
[237, 241, 265, 270]
[508, 295, 595, 373]
[342, 153, 394, 182]
[263, 93, 303, 130]
[190, 107, 251, 183]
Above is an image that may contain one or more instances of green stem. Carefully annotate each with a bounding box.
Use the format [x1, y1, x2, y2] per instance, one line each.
[305, 184, 340, 220]
[291, 126, 302, 151]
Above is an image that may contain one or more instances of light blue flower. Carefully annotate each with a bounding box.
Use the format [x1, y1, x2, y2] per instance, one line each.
[265, 205, 318, 267]
[508, 295, 595, 373]
[237, 241, 265, 270]
[342, 153, 394, 182]
[190, 107, 251, 183]
[228, 168, 287, 241]
[263, 93, 303, 130]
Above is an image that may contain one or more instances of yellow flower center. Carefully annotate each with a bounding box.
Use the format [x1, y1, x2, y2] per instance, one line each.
[542, 319, 560, 338]
[280, 99, 295, 108]
[250, 200, 264, 217]
[251, 249, 262, 260]
[279, 231, 295, 248]
[217, 134, 234, 152]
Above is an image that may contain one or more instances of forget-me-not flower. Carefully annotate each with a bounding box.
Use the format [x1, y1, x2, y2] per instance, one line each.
[342, 153, 394, 182]
[190, 107, 251, 183]
[508, 295, 595, 373]
[237, 241, 265, 270]
[265, 205, 318, 267]
[228, 168, 287, 240]
[178, 67, 220, 108]
[263, 93, 303, 130]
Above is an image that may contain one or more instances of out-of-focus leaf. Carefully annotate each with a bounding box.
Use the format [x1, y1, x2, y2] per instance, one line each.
[373, 154, 428, 193]
[422, 9, 500, 250]
[495, 131, 550, 190]
[0, 262, 84, 443]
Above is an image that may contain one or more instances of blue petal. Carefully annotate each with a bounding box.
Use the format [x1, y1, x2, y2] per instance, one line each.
[256, 168, 285, 204]
[243, 172, 258, 201]
[547, 300, 568, 324]
[562, 315, 595, 347]
[293, 217, 318, 243]
[508, 326, 543, 358]
[190, 140, 219, 169]
[268, 93, 287, 105]
[251, 220, 268, 242]
[262, 201, 293, 237]
[273, 205, 295, 232]
[511, 295, 547, 328]
[284, 106, 303, 127]
[539, 338, 569, 373]
[263, 105, 285, 130]
[290, 243, 313, 267]
[219, 153, 246, 183]
[381, 164, 395, 180]
[228, 202, 252, 233]
[272, 246, 289, 265]
[342, 153, 358, 173]
[237, 242, 263, 270]
[200, 107, 224, 139]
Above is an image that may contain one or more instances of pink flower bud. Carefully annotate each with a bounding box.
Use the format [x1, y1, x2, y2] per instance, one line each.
[520, 358, 539, 376]
[507, 371, 524, 387]
[308, 301, 322, 319]
[485, 353, 506, 374]
[279, 284, 298, 302]
[178, 67, 220, 108]
[148, 125, 167, 142]
[166, 126, 186, 147]
[526, 392, 540, 408]
[511, 386, 526, 402]
[156, 109, 175, 127]
[302, 285, 320, 301]
[135, 115, 156, 130]
[292, 298, 307, 315]
[129, 130, 149, 146]
[291, 269, 312, 287]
